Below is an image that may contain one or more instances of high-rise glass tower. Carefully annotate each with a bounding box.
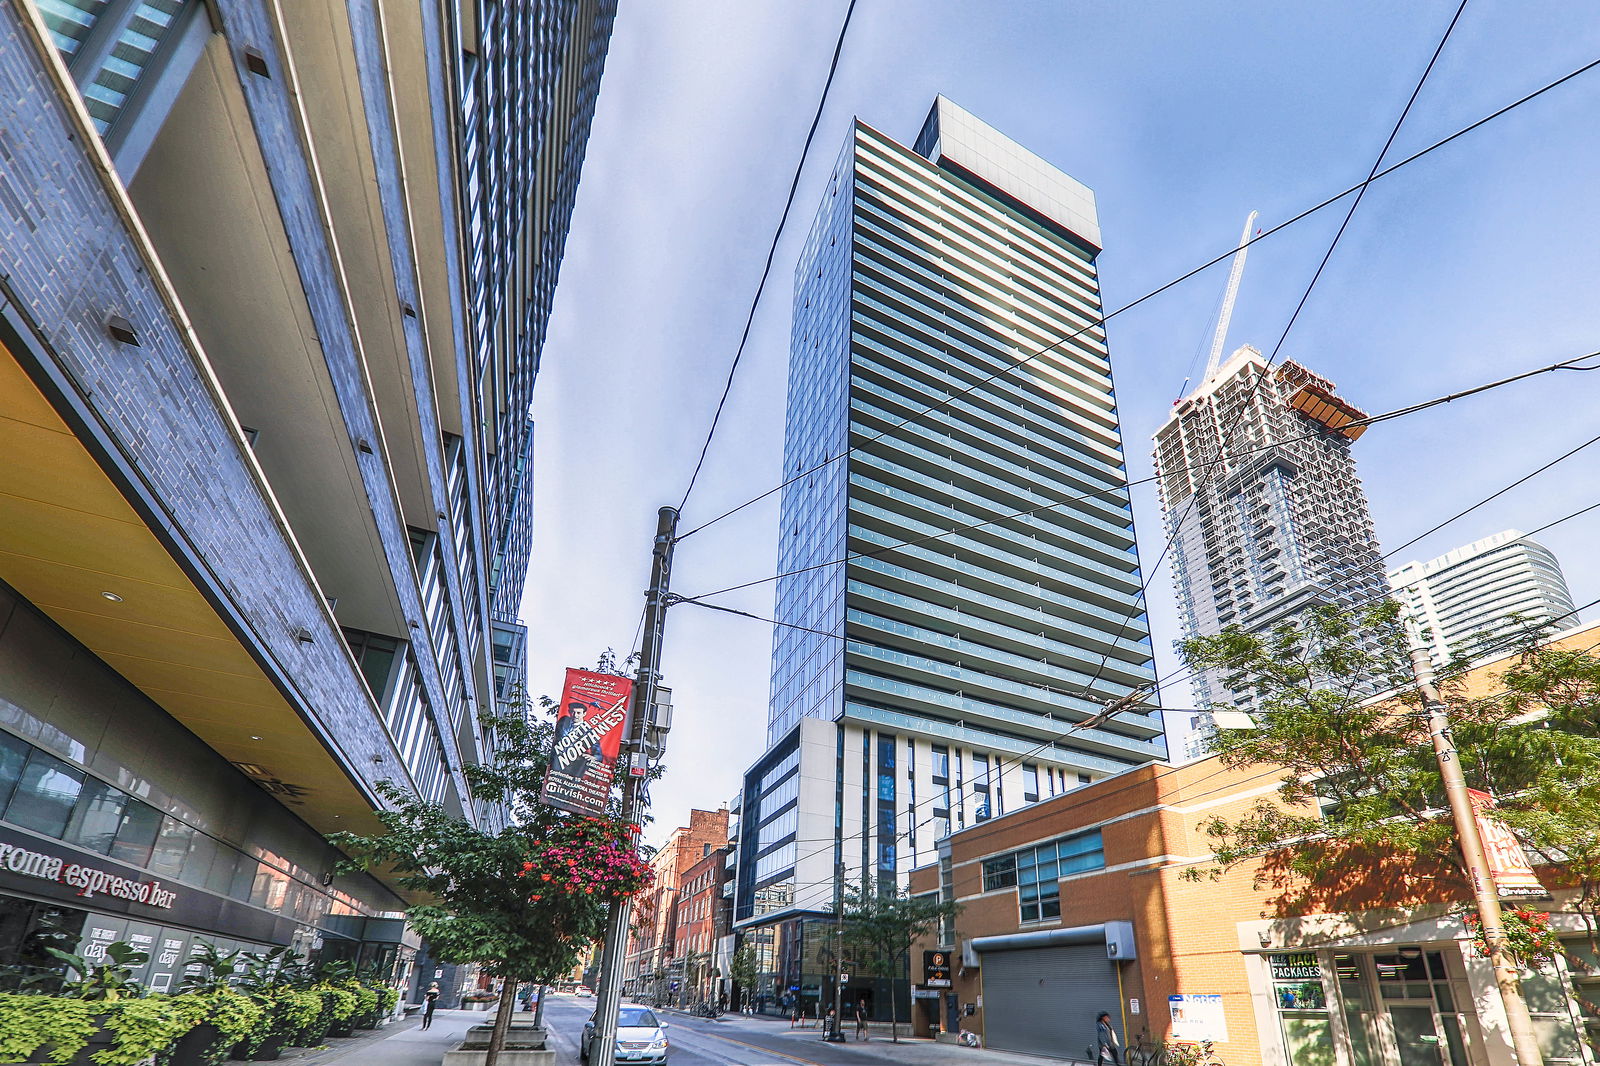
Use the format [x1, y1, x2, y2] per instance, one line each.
[1390, 530, 1579, 667]
[736, 98, 1164, 1018]
[0, 0, 612, 985]
[1154, 346, 1389, 716]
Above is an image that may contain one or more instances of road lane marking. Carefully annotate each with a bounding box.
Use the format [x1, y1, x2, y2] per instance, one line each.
[684, 1031, 830, 1066]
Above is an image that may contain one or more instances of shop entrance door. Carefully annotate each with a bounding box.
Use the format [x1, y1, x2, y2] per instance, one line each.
[1388, 1003, 1448, 1066]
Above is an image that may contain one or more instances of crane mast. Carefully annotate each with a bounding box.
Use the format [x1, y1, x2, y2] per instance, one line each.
[1202, 210, 1259, 382]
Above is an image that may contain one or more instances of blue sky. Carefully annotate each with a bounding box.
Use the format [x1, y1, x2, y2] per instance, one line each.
[522, 2, 1600, 843]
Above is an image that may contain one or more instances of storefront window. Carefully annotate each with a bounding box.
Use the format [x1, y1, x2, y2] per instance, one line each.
[0, 732, 28, 809]
[1334, 954, 1375, 1066]
[109, 799, 163, 866]
[1269, 952, 1333, 1066]
[1521, 967, 1584, 1065]
[63, 778, 129, 854]
[6, 749, 85, 835]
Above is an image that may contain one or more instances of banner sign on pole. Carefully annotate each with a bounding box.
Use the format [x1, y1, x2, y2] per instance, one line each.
[540, 669, 633, 816]
[1466, 789, 1549, 899]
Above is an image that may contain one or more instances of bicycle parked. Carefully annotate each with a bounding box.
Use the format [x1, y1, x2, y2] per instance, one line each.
[1111, 1035, 1224, 1066]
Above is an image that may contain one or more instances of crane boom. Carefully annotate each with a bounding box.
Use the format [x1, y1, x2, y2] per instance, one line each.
[1203, 210, 1258, 382]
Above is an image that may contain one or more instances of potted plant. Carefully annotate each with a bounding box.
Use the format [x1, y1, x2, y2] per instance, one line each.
[351, 983, 380, 1030]
[373, 986, 400, 1026]
[230, 948, 314, 1061]
[0, 941, 160, 1066]
[168, 945, 262, 1066]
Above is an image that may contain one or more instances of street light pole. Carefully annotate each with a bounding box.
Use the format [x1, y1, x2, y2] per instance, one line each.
[590, 507, 679, 1066]
[1408, 643, 1544, 1066]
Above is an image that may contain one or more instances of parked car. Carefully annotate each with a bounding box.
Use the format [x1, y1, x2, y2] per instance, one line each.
[582, 1007, 669, 1065]
[577, 985, 594, 996]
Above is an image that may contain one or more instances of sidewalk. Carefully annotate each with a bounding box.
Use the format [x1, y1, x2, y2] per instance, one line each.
[307, 1009, 485, 1066]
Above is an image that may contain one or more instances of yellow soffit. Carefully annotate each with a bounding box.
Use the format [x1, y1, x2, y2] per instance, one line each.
[0, 339, 389, 843]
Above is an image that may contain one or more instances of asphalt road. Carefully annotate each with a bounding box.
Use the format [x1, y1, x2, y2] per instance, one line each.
[538, 996, 913, 1066]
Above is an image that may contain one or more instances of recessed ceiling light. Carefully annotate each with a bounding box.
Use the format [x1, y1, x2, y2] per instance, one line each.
[100, 591, 123, 602]
[250, 735, 263, 741]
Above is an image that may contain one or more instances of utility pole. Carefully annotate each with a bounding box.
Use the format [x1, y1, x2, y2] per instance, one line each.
[1408, 643, 1544, 1066]
[590, 507, 679, 1066]
[825, 863, 846, 1042]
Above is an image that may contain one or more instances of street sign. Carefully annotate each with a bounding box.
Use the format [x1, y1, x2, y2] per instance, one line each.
[923, 950, 952, 988]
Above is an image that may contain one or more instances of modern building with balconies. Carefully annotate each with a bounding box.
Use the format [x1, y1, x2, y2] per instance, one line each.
[1390, 530, 1579, 668]
[735, 97, 1165, 1020]
[1153, 345, 1389, 730]
[0, 0, 613, 986]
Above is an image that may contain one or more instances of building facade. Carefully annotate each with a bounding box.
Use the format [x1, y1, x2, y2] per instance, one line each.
[908, 620, 1600, 1066]
[622, 809, 729, 999]
[1390, 530, 1579, 668]
[673, 843, 730, 1007]
[1154, 346, 1388, 719]
[0, 0, 612, 984]
[738, 97, 1166, 1019]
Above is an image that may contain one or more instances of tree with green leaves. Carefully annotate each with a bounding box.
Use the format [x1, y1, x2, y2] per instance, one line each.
[729, 943, 759, 1012]
[1180, 599, 1600, 950]
[838, 879, 960, 1043]
[330, 654, 650, 1066]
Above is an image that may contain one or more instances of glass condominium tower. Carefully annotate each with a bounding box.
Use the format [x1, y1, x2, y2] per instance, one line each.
[737, 100, 1165, 1001]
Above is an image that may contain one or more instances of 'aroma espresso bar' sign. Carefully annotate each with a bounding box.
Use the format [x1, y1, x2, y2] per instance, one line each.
[0, 840, 178, 909]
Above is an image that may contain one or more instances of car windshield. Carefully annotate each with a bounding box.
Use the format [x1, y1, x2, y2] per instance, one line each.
[617, 1008, 659, 1028]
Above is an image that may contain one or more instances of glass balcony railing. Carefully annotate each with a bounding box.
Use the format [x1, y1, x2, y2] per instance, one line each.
[849, 450, 1137, 564]
[848, 523, 1145, 632]
[843, 585, 1155, 691]
[846, 555, 1156, 661]
[847, 494, 1140, 597]
[850, 394, 1134, 529]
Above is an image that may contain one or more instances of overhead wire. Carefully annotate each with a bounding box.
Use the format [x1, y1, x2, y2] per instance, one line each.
[1059, 0, 1469, 727]
[673, 45, 1600, 542]
[676, 350, 1600, 603]
[676, 0, 860, 513]
[698, 389, 1600, 878]
[758, 602, 1600, 896]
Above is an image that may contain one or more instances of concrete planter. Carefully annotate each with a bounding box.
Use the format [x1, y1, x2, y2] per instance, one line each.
[445, 1029, 553, 1066]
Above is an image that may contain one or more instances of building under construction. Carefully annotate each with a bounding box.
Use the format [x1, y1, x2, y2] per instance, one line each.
[1154, 345, 1389, 723]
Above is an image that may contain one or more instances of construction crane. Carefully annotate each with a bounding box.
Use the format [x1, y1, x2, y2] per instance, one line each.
[1201, 210, 1259, 383]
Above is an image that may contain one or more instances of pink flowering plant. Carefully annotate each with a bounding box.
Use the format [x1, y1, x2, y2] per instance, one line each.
[1463, 908, 1564, 968]
[519, 815, 652, 903]
[330, 653, 652, 1066]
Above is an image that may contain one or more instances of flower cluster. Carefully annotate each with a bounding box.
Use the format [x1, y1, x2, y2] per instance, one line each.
[518, 816, 652, 903]
[1463, 908, 1564, 968]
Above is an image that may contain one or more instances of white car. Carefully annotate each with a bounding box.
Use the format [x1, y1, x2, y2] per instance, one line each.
[582, 1007, 669, 1065]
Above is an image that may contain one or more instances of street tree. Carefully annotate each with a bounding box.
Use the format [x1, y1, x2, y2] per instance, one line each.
[838, 878, 960, 1042]
[1180, 599, 1600, 953]
[330, 655, 650, 1066]
[729, 943, 759, 1011]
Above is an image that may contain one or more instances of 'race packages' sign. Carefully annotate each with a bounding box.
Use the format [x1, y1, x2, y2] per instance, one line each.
[539, 669, 633, 816]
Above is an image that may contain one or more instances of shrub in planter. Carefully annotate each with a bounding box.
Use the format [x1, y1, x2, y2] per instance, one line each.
[313, 984, 358, 1038]
[0, 941, 161, 1066]
[345, 984, 379, 1030]
[163, 990, 263, 1066]
[373, 987, 399, 1024]
[0, 995, 100, 1065]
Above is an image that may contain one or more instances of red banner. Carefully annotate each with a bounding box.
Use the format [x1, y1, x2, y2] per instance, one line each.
[1466, 789, 1549, 899]
[539, 669, 633, 817]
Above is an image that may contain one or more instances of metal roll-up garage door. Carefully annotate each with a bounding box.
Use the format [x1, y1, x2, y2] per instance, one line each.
[981, 942, 1120, 1057]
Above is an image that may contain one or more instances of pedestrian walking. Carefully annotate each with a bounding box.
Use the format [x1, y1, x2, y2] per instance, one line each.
[1096, 1012, 1121, 1065]
[854, 999, 868, 1040]
[422, 983, 441, 1030]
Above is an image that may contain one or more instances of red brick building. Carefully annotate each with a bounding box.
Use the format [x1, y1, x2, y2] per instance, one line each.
[909, 627, 1600, 1066]
[623, 808, 728, 1000]
[675, 843, 730, 1006]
